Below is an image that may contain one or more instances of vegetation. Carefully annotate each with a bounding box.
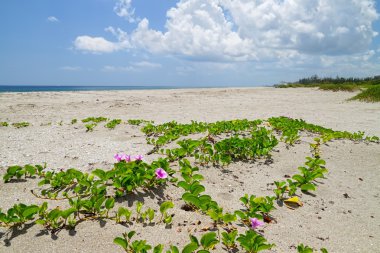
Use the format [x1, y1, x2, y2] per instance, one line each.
[275, 75, 380, 102]
[350, 85, 380, 102]
[275, 75, 380, 88]
[12, 122, 30, 128]
[105, 119, 122, 129]
[82, 117, 108, 123]
[128, 119, 152, 126]
[0, 121, 8, 127]
[2, 117, 379, 252]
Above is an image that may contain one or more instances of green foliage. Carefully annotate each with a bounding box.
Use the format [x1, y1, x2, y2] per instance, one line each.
[237, 194, 275, 222]
[3, 164, 44, 182]
[159, 201, 174, 224]
[105, 119, 122, 129]
[114, 231, 153, 253]
[116, 207, 132, 223]
[128, 119, 151, 126]
[273, 181, 287, 200]
[0, 203, 40, 227]
[268, 116, 377, 143]
[351, 85, 380, 102]
[297, 243, 329, 253]
[221, 230, 238, 249]
[291, 157, 328, 192]
[163, 127, 277, 165]
[274, 75, 380, 102]
[0, 117, 366, 251]
[318, 83, 359, 92]
[275, 75, 380, 87]
[237, 230, 274, 253]
[82, 117, 108, 123]
[143, 119, 262, 147]
[200, 232, 219, 250]
[71, 118, 77, 124]
[0, 121, 8, 127]
[85, 123, 97, 132]
[12, 122, 30, 128]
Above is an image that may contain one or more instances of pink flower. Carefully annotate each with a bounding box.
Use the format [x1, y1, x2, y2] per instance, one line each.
[249, 217, 264, 229]
[122, 154, 131, 162]
[155, 168, 168, 179]
[114, 153, 123, 162]
[134, 155, 143, 161]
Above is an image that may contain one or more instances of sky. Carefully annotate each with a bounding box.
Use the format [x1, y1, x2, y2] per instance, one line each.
[0, 0, 380, 87]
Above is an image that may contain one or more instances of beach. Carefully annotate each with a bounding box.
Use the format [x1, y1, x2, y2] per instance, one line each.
[0, 87, 380, 252]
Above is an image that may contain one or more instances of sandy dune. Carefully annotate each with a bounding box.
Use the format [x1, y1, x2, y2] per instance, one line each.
[0, 87, 379, 253]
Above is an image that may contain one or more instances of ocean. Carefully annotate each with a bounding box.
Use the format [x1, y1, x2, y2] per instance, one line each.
[0, 85, 184, 93]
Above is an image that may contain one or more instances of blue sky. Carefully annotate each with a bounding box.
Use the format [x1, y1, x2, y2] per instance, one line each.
[1, 0, 380, 86]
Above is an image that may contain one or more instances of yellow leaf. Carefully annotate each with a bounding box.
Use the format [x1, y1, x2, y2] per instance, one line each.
[284, 196, 303, 209]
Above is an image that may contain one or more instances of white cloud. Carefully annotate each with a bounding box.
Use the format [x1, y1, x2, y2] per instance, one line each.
[74, 36, 121, 53]
[47, 16, 59, 22]
[74, 0, 379, 63]
[102, 61, 161, 72]
[114, 0, 137, 23]
[130, 1, 255, 61]
[102, 65, 135, 72]
[60, 66, 81, 71]
[132, 61, 162, 68]
[73, 27, 131, 53]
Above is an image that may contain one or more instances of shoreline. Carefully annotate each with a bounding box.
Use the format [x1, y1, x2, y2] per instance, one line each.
[0, 85, 272, 93]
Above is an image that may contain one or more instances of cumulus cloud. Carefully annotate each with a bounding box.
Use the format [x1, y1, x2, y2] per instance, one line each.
[74, 0, 379, 62]
[47, 16, 59, 22]
[74, 27, 131, 53]
[114, 0, 137, 23]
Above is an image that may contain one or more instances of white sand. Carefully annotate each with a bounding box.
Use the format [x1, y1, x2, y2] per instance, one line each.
[0, 87, 379, 252]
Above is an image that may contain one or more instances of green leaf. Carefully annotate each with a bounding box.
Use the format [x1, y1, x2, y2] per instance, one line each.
[192, 174, 204, 181]
[234, 210, 247, 219]
[3, 174, 11, 182]
[47, 209, 62, 220]
[61, 208, 76, 219]
[105, 197, 115, 210]
[320, 248, 329, 253]
[222, 213, 237, 223]
[35, 219, 46, 225]
[190, 184, 205, 196]
[94, 196, 106, 211]
[7, 166, 22, 175]
[182, 193, 201, 208]
[153, 244, 164, 253]
[38, 179, 50, 186]
[160, 201, 174, 214]
[181, 242, 199, 253]
[200, 232, 218, 250]
[91, 169, 106, 180]
[22, 205, 40, 218]
[114, 237, 128, 250]
[189, 235, 199, 245]
[292, 175, 304, 183]
[170, 245, 180, 253]
[177, 181, 190, 191]
[127, 230, 136, 239]
[300, 183, 316, 191]
[257, 244, 274, 251]
[25, 165, 36, 176]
